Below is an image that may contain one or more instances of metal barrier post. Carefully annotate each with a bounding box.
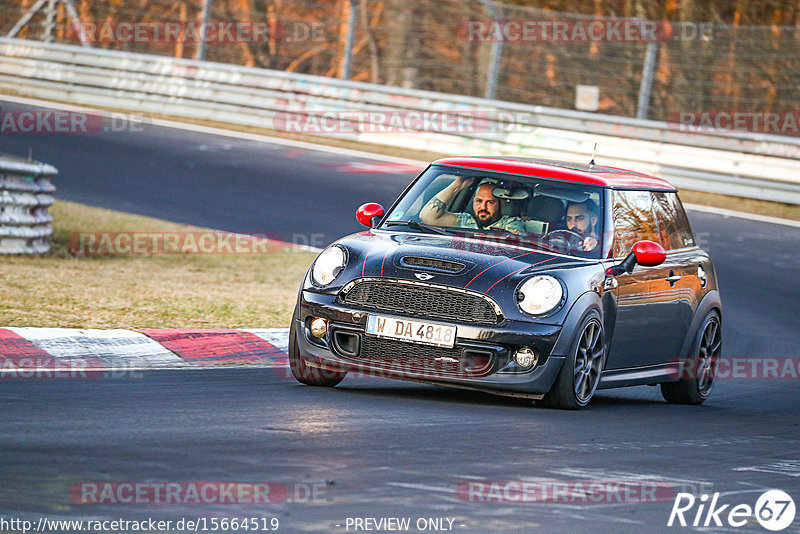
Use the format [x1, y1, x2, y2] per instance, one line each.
[196, 0, 213, 61]
[636, 41, 658, 120]
[478, 0, 503, 100]
[42, 0, 57, 43]
[340, 0, 358, 79]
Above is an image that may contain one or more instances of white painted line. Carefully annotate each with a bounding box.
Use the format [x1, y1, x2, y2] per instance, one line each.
[5, 327, 187, 367]
[0, 94, 429, 166]
[244, 328, 290, 355]
[547, 467, 710, 488]
[684, 203, 800, 228]
[385, 482, 457, 495]
[733, 460, 800, 477]
[147, 117, 429, 167]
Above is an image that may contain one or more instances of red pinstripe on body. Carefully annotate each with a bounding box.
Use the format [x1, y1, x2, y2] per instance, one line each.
[484, 256, 557, 294]
[380, 250, 389, 277]
[362, 242, 378, 277]
[380, 235, 410, 277]
[465, 250, 551, 289]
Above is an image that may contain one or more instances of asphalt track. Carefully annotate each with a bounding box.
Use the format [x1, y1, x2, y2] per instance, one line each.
[1, 99, 799, 533]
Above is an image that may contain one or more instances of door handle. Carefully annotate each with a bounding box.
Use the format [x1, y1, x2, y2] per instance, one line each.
[665, 275, 682, 283]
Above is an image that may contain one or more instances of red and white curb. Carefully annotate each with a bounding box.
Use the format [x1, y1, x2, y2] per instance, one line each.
[0, 327, 290, 375]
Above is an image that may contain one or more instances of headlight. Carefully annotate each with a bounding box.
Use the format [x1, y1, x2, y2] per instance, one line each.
[311, 246, 347, 286]
[517, 275, 564, 315]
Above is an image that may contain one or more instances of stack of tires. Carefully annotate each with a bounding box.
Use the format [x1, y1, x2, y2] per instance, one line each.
[0, 154, 57, 254]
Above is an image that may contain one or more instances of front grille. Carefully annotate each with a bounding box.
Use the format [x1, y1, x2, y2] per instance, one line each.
[350, 335, 494, 379]
[340, 279, 501, 325]
[401, 256, 465, 274]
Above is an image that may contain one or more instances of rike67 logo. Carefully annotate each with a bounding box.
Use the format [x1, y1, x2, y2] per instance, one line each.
[669, 490, 796, 531]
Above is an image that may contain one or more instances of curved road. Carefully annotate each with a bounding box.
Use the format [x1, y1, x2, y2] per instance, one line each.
[1, 99, 799, 533]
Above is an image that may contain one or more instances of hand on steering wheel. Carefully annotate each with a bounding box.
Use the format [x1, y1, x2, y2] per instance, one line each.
[543, 229, 587, 252]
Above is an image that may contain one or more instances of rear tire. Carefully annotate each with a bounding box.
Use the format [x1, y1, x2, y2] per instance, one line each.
[289, 307, 347, 387]
[661, 310, 721, 405]
[541, 310, 605, 410]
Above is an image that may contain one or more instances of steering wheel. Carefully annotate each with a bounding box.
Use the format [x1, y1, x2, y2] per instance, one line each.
[542, 229, 585, 252]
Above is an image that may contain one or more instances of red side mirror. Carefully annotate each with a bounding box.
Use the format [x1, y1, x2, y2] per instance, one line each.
[356, 202, 384, 228]
[632, 240, 666, 267]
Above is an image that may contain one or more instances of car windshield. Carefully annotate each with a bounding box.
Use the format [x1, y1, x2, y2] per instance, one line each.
[381, 165, 605, 258]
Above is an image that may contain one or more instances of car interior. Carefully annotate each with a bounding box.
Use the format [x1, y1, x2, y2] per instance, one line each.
[432, 176, 601, 238]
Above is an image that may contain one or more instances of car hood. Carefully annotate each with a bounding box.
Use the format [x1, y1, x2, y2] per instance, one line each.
[334, 229, 593, 297]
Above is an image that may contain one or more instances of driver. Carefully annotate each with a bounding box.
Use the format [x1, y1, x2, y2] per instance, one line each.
[419, 177, 525, 234]
[564, 199, 599, 252]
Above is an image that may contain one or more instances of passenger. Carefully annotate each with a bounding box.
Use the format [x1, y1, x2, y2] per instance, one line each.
[420, 177, 525, 234]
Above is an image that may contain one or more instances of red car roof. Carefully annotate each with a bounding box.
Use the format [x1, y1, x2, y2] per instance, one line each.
[432, 157, 677, 191]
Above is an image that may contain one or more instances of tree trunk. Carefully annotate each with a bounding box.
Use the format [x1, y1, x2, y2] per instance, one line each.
[384, 0, 422, 88]
[360, 0, 382, 84]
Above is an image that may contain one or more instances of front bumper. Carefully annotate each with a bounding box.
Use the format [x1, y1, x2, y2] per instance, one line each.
[296, 289, 566, 399]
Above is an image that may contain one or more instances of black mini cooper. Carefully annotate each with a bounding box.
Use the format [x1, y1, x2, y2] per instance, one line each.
[289, 157, 722, 409]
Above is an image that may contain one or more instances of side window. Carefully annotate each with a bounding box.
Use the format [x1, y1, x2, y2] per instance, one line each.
[652, 192, 695, 250]
[612, 190, 660, 257]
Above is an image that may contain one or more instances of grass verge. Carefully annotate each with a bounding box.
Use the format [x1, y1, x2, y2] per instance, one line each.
[0, 200, 315, 329]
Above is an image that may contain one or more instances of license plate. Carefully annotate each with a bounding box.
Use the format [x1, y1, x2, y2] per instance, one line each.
[365, 315, 456, 348]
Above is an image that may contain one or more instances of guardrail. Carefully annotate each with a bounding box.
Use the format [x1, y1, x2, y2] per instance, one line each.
[1, 37, 799, 204]
[0, 153, 57, 254]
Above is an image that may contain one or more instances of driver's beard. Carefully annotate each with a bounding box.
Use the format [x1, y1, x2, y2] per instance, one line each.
[568, 226, 587, 236]
[476, 211, 497, 226]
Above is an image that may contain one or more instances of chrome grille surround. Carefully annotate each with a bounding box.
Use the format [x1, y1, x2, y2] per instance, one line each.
[339, 278, 504, 325]
[400, 256, 466, 274]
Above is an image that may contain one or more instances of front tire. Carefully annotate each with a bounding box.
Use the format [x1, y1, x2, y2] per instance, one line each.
[541, 310, 606, 409]
[288, 307, 347, 387]
[661, 310, 721, 405]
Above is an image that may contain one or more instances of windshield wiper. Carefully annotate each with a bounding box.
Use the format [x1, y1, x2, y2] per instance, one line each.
[384, 220, 450, 235]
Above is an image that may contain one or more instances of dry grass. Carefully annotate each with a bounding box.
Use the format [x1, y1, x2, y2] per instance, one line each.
[0, 200, 315, 329]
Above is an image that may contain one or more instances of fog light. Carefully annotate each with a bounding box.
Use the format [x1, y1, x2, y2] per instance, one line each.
[514, 347, 538, 369]
[309, 317, 328, 338]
